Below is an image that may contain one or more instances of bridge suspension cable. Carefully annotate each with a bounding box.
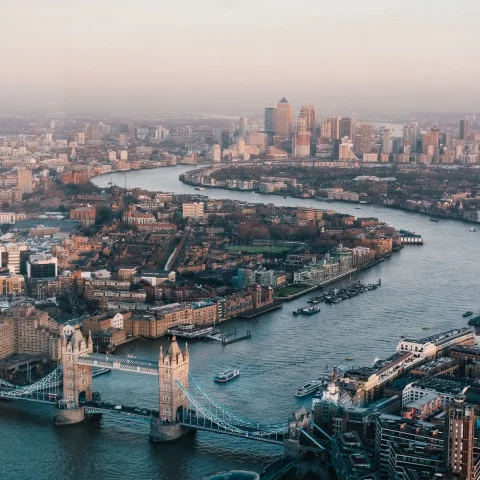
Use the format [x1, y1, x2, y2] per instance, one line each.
[187, 374, 286, 430]
[0, 365, 63, 403]
[176, 378, 286, 444]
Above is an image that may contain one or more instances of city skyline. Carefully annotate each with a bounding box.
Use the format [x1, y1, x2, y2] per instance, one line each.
[2, 0, 480, 113]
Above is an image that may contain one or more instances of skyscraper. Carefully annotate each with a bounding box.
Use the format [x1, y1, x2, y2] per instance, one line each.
[403, 122, 419, 151]
[264, 105, 276, 135]
[355, 124, 373, 155]
[292, 115, 311, 158]
[238, 117, 248, 139]
[275, 97, 292, 139]
[320, 119, 332, 140]
[460, 119, 469, 140]
[300, 105, 316, 153]
[329, 117, 341, 140]
[339, 117, 353, 141]
[300, 105, 316, 135]
[382, 129, 392, 155]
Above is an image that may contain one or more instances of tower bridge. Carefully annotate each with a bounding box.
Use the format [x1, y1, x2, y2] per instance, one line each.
[0, 328, 303, 447]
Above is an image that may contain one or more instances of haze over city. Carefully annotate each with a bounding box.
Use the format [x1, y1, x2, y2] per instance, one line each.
[2, 0, 480, 113]
[3, 2, 480, 480]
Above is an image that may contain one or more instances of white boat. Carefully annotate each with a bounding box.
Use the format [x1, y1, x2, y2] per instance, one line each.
[294, 381, 320, 397]
[214, 368, 240, 383]
[470, 228, 476, 232]
[195, 187, 205, 191]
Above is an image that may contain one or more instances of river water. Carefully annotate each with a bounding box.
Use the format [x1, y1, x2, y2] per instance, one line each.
[1, 166, 478, 480]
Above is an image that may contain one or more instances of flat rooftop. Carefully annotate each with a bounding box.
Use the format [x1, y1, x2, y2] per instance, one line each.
[402, 328, 472, 346]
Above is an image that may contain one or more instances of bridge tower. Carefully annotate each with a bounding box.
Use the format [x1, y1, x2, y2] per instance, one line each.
[149, 336, 191, 442]
[53, 327, 93, 425]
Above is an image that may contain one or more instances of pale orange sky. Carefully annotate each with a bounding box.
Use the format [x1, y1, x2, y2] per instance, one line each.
[1, 0, 479, 113]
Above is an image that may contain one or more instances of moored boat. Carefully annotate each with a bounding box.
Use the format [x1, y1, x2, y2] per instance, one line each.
[294, 381, 320, 397]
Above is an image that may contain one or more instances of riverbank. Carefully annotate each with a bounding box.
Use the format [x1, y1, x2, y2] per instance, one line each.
[178, 169, 480, 227]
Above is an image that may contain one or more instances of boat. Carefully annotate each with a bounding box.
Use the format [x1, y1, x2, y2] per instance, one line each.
[429, 218, 438, 222]
[214, 368, 240, 383]
[301, 306, 321, 315]
[294, 381, 320, 397]
[463, 311, 474, 317]
[422, 326, 430, 330]
[470, 228, 477, 232]
[345, 356, 354, 361]
[195, 187, 205, 191]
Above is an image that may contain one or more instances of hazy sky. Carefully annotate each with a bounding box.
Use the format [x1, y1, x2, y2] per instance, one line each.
[2, 0, 480, 114]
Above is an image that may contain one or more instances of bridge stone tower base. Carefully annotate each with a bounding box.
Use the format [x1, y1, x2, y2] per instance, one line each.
[149, 418, 190, 442]
[150, 336, 191, 442]
[53, 405, 86, 426]
[54, 327, 93, 426]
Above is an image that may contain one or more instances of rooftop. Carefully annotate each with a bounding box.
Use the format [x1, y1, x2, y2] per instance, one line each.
[377, 414, 444, 437]
[402, 328, 472, 346]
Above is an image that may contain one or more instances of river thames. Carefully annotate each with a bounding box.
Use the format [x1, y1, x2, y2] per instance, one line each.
[1, 165, 478, 480]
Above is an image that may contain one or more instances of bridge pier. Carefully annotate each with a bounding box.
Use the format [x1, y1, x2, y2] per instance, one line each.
[149, 418, 191, 442]
[53, 403, 86, 426]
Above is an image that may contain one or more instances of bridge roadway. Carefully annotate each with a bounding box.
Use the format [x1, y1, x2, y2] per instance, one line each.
[81, 400, 159, 419]
[77, 353, 159, 375]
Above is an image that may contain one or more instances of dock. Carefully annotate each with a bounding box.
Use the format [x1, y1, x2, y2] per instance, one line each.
[167, 324, 215, 339]
[399, 229, 424, 245]
[207, 328, 252, 345]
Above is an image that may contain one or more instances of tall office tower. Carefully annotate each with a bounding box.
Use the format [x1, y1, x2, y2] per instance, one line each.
[292, 115, 311, 157]
[238, 117, 248, 139]
[320, 119, 333, 140]
[447, 398, 477, 479]
[356, 124, 373, 154]
[264, 105, 276, 134]
[225, 121, 236, 135]
[422, 127, 439, 154]
[382, 129, 392, 155]
[17, 169, 33, 193]
[328, 117, 341, 140]
[221, 130, 230, 149]
[460, 119, 469, 140]
[119, 134, 127, 146]
[300, 105, 316, 134]
[403, 123, 419, 151]
[275, 97, 293, 139]
[430, 126, 440, 148]
[339, 117, 353, 141]
[300, 105, 316, 153]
